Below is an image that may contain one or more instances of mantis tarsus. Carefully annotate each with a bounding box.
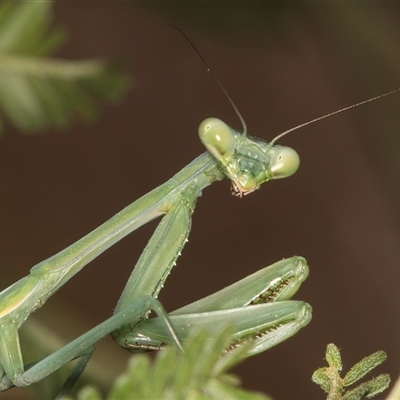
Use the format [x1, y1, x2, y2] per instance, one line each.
[2, 30, 400, 396]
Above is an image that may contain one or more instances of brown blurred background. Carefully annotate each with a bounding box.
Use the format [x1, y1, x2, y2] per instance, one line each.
[1, 2, 400, 399]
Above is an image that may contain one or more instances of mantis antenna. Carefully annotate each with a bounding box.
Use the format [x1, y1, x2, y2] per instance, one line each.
[171, 26, 400, 147]
[270, 87, 400, 145]
[170, 25, 248, 136]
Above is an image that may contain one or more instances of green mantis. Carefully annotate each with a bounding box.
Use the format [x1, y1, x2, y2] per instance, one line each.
[0, 113, 311, 395]
[4, 28, 400, 397]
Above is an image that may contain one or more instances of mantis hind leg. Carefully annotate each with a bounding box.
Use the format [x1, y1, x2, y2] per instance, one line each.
[1, 296, 180, 395]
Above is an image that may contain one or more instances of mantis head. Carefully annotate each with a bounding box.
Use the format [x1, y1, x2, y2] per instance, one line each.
[199, 118, 300, 197]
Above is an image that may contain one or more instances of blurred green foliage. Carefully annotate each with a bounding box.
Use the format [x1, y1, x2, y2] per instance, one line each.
[0, 1, 130, 134]
[65, 327, 272, 400]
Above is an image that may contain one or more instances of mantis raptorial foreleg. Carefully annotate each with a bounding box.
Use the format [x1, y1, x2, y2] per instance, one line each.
[121, 257, 311, 355]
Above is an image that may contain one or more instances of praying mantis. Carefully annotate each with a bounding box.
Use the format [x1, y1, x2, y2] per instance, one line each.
[0, 113, 312, 395]
[2, 27, 400, 397]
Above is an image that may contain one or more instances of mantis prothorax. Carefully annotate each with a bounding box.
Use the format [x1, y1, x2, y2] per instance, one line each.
[2, 30, 400, 397]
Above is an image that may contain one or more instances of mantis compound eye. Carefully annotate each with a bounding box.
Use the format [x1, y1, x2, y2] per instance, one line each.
[270, 146, 300, 179]
[198, 118, 235, 159]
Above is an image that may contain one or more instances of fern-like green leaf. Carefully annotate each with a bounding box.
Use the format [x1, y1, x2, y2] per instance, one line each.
[342, 374, 391, 400]
[343, 351, 387, 387]
[0, 1, 130, 134]
[326, 343, 342, 372]
[311, 367, 331, 394]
